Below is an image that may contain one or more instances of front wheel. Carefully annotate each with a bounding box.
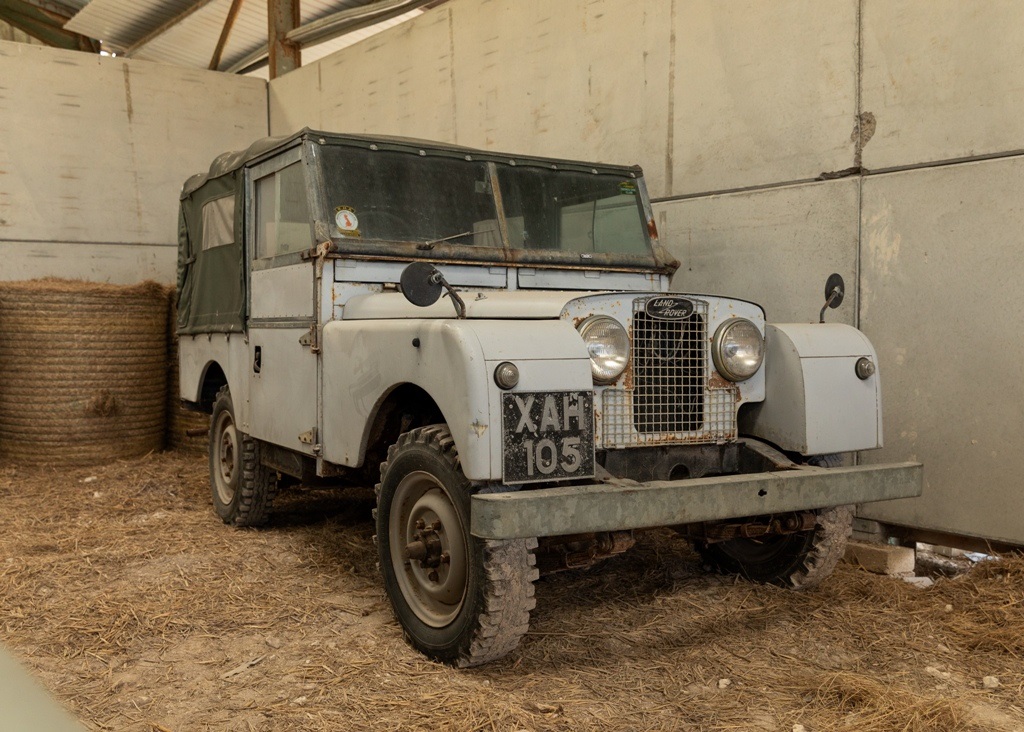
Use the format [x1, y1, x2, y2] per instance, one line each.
[375, 425, 538, 667]
[697, 454, 853, 589]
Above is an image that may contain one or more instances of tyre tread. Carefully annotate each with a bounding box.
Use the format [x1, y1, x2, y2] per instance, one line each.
[698, 453, 853, 590]
[211, 385, 277, 527]
[374, 424, 537, 667]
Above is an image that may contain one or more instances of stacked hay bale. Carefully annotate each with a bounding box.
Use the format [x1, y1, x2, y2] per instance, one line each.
[0, 279, 169, 467]
[166, 294, 210, 454]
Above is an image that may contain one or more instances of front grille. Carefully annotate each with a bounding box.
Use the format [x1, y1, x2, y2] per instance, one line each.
[632, 304, 706, 433]
[598, 297, 738, 448]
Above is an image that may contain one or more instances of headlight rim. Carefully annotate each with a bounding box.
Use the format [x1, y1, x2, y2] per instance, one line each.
[712, 317, 764, 382]
[577, 314, 630, 385]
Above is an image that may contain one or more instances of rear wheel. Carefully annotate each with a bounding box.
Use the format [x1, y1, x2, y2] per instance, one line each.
[209, 386, 278, 527]
[375, 425, 538, 667]
[697, 454, 853, 589]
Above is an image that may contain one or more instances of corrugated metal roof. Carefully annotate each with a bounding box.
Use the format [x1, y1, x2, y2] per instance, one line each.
[64, 0, 418, 72]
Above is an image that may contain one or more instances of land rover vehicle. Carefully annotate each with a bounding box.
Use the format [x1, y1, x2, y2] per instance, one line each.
[176, 129, 921, 667]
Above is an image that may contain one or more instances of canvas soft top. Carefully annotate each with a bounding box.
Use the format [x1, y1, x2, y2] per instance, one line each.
[181, 128, 644, 198]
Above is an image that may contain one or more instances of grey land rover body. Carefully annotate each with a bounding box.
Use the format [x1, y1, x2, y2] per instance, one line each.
[176, 129, 921, 666]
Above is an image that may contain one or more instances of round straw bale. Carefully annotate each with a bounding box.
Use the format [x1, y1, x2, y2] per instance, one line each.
[166, 295, 209, 454]
[0, 279, 169, 467]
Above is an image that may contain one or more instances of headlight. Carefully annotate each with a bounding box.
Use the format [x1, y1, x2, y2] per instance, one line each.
[712, 318, 764, 381]
[577, 315, 629, 384]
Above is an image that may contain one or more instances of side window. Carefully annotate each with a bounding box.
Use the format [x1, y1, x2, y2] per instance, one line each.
[201, 195, 235, 250]
[255, 162, 311, 259]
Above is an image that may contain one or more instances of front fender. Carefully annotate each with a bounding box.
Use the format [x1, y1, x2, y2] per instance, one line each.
[739, 323, 883, 455]
[320, 319, 591, 480]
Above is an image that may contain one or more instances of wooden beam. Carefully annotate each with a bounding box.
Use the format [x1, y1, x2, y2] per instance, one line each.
[208, 0, 245, 71]
[267, 0, 300, 79]
[226, 0, 428, 75]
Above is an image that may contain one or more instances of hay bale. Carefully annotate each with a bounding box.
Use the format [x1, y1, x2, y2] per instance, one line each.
[0, 279, 169, 467]
[166, 295, 209, 454]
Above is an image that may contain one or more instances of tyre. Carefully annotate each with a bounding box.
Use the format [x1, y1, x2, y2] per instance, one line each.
[375, 425, 538, 667]
[209, 385, 278, 527]
[697, 454, 853, 590]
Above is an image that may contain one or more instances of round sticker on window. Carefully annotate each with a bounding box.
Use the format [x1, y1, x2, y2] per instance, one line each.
[334, 206, 360, 236]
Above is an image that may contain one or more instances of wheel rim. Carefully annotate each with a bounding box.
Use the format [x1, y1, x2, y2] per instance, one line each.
[389, 470, 468, 628]
[213, 410, 239, 506]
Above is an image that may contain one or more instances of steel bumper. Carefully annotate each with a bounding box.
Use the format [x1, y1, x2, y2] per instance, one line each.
[470, 462, 922, 539]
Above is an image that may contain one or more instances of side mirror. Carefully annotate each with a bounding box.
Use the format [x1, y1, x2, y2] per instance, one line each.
[399, 262, 467, 318]
[819, 272, 845, 323]
[400, 261, 443, 307]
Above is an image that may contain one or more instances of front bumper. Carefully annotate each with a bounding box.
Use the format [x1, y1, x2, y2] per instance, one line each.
[470, 462, 922, 539]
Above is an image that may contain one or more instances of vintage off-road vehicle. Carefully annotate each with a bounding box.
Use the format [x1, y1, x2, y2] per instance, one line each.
[176, 129, 921, 666]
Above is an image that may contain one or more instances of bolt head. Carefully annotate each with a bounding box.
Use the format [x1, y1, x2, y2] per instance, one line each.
[855, 357, 876, 380]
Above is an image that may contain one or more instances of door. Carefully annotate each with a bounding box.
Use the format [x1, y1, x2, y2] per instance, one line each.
[245, 148, 319, 455]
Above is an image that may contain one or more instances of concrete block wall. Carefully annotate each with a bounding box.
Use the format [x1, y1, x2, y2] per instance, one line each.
[270, 0, 676, 195]
[268, 0, 1024, 545]
[661, 1, 1024, 546]
[0, 41, 267, 284]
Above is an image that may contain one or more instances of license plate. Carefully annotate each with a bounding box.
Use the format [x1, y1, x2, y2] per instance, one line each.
[501, 391, 595, 484]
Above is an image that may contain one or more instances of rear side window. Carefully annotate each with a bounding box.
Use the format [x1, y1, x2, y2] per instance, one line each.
[201, 195, 235, 250]
[255, 162, 312, 258]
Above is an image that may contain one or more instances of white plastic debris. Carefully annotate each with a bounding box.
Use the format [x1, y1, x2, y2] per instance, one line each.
[902, 576, 934, 589]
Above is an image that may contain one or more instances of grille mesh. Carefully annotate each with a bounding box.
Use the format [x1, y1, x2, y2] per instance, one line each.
[632, 303, 706, 433]
[598, 297, 738, 448]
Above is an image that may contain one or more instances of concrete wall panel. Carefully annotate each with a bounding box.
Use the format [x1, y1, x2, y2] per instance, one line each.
[861, 0, 1024, 170]
[270, 9, 456, 143]
[671, 0, 859, 196]
[448, 0, 672, 191]
[269, 0, 674, 195]
[318, 9, 457, 141]
[0, 42, 267, 282]
[857, 158, 1024, 545]
[267, 60, 322, 135]
[656, 179, 859, 325]
[0, 241, 176, 284]
[269, 0, 859, 199]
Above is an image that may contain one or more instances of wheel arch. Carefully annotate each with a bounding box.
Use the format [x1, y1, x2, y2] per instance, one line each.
[360, 382, 447, 474]
[197, 360, 229, 414]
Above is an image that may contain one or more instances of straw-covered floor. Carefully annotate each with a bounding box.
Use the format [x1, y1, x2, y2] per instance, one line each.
[0, 451, 1021, 731]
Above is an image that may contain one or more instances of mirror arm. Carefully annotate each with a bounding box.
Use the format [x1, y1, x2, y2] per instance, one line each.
[819, 286, 842, 324]
[430, 271, 467, 319]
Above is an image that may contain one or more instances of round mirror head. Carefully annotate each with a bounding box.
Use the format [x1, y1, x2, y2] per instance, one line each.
[825, 272, 845, 309]
[400, 261, 443, 307]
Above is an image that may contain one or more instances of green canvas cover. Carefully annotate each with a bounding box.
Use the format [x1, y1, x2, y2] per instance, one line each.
[176, 131, 304, 335]
[176, 172, 245, 334]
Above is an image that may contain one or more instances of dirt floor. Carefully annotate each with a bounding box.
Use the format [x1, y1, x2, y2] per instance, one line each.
[1, 450, 1022, 732]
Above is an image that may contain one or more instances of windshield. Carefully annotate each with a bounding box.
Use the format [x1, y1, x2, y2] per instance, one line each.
[496, 165, 650, 255]
[318, 145, 652, 258]
[321, 147, 500, 246]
